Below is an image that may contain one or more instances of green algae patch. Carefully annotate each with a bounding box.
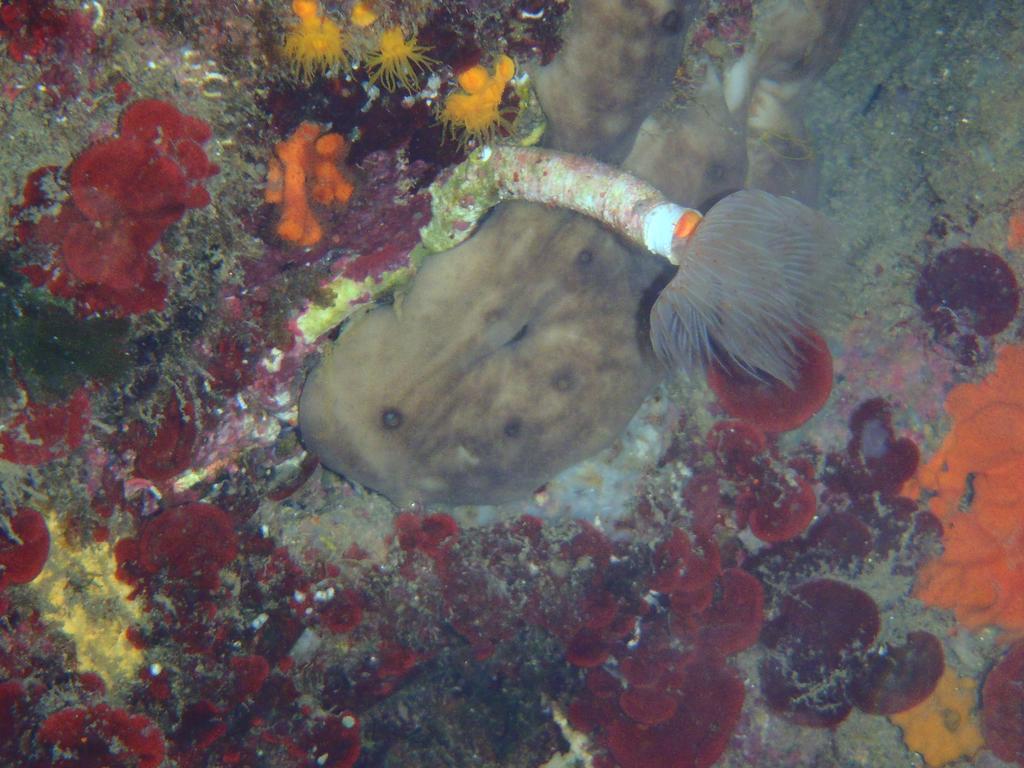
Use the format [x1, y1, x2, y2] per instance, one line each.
[0, 267, 131, 402]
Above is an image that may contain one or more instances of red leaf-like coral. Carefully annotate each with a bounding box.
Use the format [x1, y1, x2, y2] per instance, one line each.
[138, 503, 238, 589]
[607, 655, 744, 768]
[566, 628, 612, 668]
[305, 713, 361, 768]
[707, 328, 833, 432]
[22, 99, 217, 316]
[743, 474, 818, 543]
[0, 508, 50, 588]
[693, 567, 764, 655]
[618, 687, 678, 726]
[0, 387, 90, 465]
[38, 703, 165, 768]
[131, 392, 198, 482]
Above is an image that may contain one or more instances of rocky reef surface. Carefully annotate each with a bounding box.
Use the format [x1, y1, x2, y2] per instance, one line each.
[1, 1, 1024, 767]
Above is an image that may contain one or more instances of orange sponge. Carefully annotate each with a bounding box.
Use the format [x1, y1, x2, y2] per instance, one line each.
[908, 344, 1024, 637]
[265, 122, 354, 246]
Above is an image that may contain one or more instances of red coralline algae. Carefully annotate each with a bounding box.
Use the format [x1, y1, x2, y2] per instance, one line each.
[0, 386, 90, 465]
[618, 686, 678, 726]
[229, 654, 271, 698]
[706, 329, 833, 432]
[0, 508, 50, 588]
[438, 522, 542, 659]
[395, 511, 459, 562]
[653, 542, 763, 656]
[566, 628, 613, 668]
[305, 713, 361, 768]
[760, 578, 881, 726]
[983, 642, 1024, 765]
[316, 586, 364, 634]
[560, 521, 762, 766]
[38, 703, 166, 768]
[26, 99, 217, 315]
[9, 164, 60, 242]
[205, 334, 257, 396]
[138, 503, 238, 589]
[0, 0, 95, 64]
[0, 679, 28, 742]
[351, 643, 424, 703]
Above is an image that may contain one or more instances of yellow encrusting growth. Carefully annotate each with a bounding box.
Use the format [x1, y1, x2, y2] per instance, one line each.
[32, 509, 144, 688]
[889, 666, 986, 767]
[283, 0, 347, 82]
[366, 27, 437, 92]
[439, 55, 517, 145]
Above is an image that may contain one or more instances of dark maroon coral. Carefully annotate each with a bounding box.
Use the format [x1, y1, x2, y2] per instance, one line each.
[848, 398, 919, 493]
[851, 630, 944, 715]
[804, 511, 874, 570]
[0, 508, 50, 588]
[0, 680, 28, 741]
[916, 245, 1020, 336]
[825, 398, 920, 498]
[916, 245, 1020, 365]
[760, 579, 881, 726]
[982, 641, 1024, 765]
[0, 0, 95, 64]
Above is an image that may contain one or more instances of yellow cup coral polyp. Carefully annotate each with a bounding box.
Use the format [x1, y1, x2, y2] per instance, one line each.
[907, 343, 1024, 637]
[440, 55, 516, 145]
[283, 0, 347, 82]
[366, 27, 436, 92]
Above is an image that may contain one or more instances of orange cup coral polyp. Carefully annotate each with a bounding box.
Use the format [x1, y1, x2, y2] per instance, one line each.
[909, 344, 1024, 637]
